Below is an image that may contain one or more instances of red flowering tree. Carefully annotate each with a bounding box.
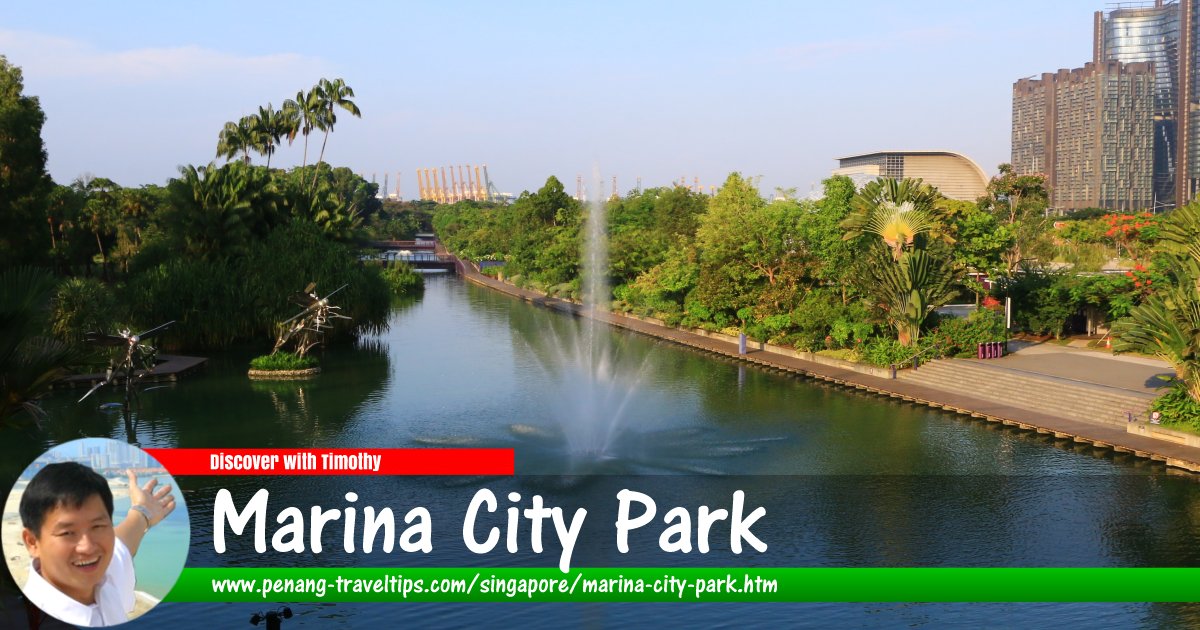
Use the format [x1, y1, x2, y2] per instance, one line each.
[1103, 212, 1159, 262]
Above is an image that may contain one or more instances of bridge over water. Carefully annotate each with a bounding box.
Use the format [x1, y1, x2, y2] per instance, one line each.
[365, 239, 463, 272]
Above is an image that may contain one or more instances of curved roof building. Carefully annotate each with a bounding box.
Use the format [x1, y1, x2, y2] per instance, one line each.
[833, 150, 990, 201]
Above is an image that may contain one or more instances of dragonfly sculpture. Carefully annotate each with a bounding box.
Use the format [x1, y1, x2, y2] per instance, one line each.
[271, 283, 350, 357]
[78, 321, 175, 410]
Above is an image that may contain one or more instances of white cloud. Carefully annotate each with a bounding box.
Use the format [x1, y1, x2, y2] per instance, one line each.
[0, 29, 326, 85]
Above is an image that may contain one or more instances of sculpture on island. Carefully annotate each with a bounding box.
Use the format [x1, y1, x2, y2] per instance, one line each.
[249, 283, 351, 380]
[271, 283, 350, 358]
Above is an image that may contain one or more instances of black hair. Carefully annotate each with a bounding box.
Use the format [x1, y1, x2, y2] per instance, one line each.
[19, 462, 114, 536]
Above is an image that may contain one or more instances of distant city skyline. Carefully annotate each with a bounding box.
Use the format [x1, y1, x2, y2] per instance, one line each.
[18, 438, 159, 479]
[1, 1, 1104, 197]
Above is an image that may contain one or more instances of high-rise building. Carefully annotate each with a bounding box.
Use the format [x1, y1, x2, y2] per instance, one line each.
[1012, 61, 1156, 211]
[1090, 0, 1200, 208]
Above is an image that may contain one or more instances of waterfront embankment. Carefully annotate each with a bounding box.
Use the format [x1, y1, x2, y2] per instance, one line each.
[452, 255, 1200, 473]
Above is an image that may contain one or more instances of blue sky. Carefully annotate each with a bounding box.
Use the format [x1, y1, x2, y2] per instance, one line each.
[1, 1, 1101, 197]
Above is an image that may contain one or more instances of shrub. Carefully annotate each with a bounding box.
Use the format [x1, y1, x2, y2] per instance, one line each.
[1150, 381, 1200, 431]
[50, 277, 119, 345]
[250, 352, 318, 371]
[381, 262, 424, 296]
[926, 309, 1007, 358]
[858, 337, 914, 367]
[126, 221, 390, 349]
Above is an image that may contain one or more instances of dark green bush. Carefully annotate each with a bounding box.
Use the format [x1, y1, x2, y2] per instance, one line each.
[859, 337, 914, 367]
[126, 221, 390, 349]
[1150, 381, 1200, 431]
[381, 262, 424, 296]
[50, 277, 119, 345]
[926, 309, 1007, 358]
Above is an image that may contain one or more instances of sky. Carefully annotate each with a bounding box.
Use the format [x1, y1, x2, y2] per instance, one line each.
[0, 1, 1105, 198]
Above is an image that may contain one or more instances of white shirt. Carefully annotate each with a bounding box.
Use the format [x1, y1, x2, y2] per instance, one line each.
[23, 537, 136, 627]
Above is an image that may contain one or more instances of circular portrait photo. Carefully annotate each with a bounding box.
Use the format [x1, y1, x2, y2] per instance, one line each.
[2, 438, 189, 627]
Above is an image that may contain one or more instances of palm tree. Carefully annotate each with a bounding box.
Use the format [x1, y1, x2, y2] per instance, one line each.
[284, 88, 325, 170]
[74, 176, 120, 280]
[844, 178, 959, 347]
[251, 105, 276, 168]
[216, 116, 259, 164]
[842, 178, 951, 260]
[310, 78, 362, 191]
[862, 246, 958, 346]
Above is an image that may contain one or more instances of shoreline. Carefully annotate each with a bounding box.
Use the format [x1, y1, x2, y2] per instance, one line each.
[451, 255, 1200, 474]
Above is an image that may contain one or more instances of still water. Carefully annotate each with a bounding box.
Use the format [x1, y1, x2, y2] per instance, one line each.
[3, 274, 1200, 628]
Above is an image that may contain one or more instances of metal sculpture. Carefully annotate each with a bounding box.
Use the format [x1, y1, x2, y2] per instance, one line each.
[78, 321, 175, 412]
[272, 283, 350, 357]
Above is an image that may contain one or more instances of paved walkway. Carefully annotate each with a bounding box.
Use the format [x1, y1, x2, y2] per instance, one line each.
[968, 341, 1174, 395]
[453, 258, 1200, 473]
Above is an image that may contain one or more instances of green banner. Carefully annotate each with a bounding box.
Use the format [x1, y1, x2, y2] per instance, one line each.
[167, 567, 1200, 603]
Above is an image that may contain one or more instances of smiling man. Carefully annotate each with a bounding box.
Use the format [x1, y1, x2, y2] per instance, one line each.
[18, 462, 175, 627]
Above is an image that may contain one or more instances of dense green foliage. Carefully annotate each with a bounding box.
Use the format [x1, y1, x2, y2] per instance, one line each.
[381, 262, 424, 296]
[0, 268, 73, 422]
[128, 221, 389, 349]
[1149, 381, 1200, 430]
[0, 57, 53, 269]
[50, 277, 118, 346]
[435, 173, 1003, 365]
[1114, 203, 1200, 403]
[250, 352, 318, 371]
[0, 62, 395, 358]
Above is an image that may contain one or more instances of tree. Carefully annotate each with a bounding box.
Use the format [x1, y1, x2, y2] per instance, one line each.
[163, 162, 282, 259]
[216, 115, 260, 164]
[861, 246, 958, 346]
[283, 88, 325, 169]
[844, 178, 959, 347]
[73, 176, 121, 279]
[985, 163, 1049, 273]
[841, 177, 950, 260]
[310, 78, 361, 191]
[250, 104, 294, 168]
[0, 267, 73, 423]
[942, 200, 1013, 303]
[798, 175, 861, 303]
[1114, 203, 1200, 403]
[693, 173, 809, 323]
[0, 56, 52, 268]
[694, 173, 767, 320]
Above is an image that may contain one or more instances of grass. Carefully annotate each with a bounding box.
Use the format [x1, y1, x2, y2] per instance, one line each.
[249, 352, 318, 371]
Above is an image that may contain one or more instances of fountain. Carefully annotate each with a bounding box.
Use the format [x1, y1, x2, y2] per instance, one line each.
[419, 169, 782, 475]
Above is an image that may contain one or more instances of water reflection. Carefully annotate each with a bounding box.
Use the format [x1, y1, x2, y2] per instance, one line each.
[5, 275, 1200, 628]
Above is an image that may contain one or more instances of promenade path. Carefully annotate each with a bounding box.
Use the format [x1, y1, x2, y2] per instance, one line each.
[451, 256, 1200, 472]
[973, 340, 1173, 395]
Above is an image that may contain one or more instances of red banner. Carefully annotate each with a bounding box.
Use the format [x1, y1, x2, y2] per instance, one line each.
[143, 448, 514, 476]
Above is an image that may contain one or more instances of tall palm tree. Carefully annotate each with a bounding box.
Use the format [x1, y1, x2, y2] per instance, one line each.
[284, 88, 325, 170]
[313, 78, 362, 166]
[216, 116, 259, 164]
[277, 102, 300, 161]
[310, 78, 362, 190]
[251, 104, 291, 169]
